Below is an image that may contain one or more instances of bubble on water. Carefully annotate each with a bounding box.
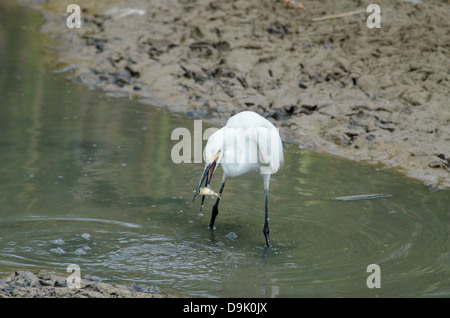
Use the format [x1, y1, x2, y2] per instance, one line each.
[50, 247, 66, 254]
[74, 248, 87, 255]
[51, 238, 65, 245]
[81, 233, 90, 240]
[226, 232, 238, 240]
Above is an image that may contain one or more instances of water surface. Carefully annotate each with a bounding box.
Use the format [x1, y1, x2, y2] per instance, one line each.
[0, 3, 449, 297]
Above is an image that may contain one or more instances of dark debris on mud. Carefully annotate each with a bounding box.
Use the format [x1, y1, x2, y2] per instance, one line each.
[0, 271, 176, 298]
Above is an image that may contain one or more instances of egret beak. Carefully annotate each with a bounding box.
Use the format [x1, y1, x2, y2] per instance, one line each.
[193, 160, 217, 204]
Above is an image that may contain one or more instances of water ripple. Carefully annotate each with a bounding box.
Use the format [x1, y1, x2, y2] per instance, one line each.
[1, 216, 142, 229]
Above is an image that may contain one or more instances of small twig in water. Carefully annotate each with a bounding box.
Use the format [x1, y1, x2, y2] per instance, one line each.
[331, 193, 393, 201]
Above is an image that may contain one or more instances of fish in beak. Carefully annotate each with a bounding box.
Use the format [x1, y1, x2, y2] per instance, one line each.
[193, 159, 217, 210]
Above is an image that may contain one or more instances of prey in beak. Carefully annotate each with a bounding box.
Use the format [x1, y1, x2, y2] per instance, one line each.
[193, 159, 217, 210]
[193, 149, 221, 210]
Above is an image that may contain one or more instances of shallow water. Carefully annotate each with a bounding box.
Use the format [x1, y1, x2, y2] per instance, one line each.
[0, 4, 449, 297]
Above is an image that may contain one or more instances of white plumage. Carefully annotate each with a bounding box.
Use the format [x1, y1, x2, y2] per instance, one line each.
[193, 111, 284, 246]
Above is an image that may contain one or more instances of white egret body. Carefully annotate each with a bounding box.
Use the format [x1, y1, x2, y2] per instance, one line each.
[193, 111, 284, 246]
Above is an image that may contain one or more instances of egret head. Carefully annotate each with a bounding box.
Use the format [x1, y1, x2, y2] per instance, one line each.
[193, 147, 221, 203]
[193, 129, 225, 203]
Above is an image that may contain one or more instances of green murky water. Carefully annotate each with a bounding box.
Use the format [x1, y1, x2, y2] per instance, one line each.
[0, 4, 449, 297]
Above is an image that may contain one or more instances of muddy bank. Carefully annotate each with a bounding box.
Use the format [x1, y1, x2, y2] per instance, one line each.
[21, 0, 450, 188]
[0, 270, 176, 298]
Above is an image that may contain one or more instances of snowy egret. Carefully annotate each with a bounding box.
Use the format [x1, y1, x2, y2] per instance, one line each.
[193, 111, 284, 246]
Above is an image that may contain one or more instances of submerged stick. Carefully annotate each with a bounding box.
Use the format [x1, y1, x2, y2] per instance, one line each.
[332, 193, 393, 201]
[312, 9, 365, 22]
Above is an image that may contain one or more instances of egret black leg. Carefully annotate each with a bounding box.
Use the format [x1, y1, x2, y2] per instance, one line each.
[200, 195, 206, 211]
[263, 188, 271, 247]
[209, 181, 226, 229]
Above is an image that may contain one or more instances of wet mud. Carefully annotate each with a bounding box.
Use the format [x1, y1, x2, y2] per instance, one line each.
[0, 270, 176, 298]
[22, 0, 450, 188]
[3, 0, 450, 298]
